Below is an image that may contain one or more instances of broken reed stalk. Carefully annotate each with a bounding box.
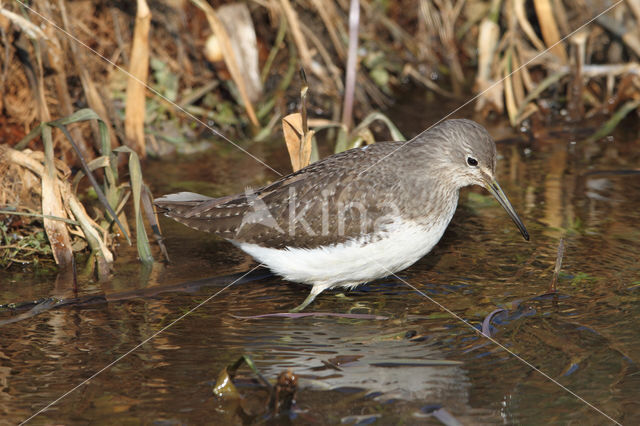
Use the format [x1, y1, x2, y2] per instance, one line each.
[282, 70, 314, 172]
[341, 0, 360, 130]
[124, 0, 151, 157]
[474, 0, 502, 113]
[300, 68, 309, 136]
[567, 31, 587, 121]
[282, 114, 313, 172]
[41, 125, 74, 268]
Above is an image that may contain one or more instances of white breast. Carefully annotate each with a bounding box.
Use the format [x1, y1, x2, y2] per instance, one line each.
[233, 210, 456, 292]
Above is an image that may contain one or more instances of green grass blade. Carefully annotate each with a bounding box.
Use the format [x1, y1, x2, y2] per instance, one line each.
[352, 112, 406, 142]
[49, 108, 102, 126]
[71, 156, 110, 193]
[0, 210, 79, 226]
[334, 127, 349, 153]
[115, 146, 154, 264]
[53, 123, 131, 245]
[50, 108, 116, 179]
[142, 184, 170, 262]
[515, 70, 567, 121]
[585, 99, 640, 144]
[14, 123, 44, 150]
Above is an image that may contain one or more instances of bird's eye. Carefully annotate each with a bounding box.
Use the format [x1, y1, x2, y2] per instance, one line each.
[467, 156, 478, 167]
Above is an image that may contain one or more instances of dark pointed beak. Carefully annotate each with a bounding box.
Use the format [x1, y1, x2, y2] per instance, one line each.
[483, 178, 529, 241]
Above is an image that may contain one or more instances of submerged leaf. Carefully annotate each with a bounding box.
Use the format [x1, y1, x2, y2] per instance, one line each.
[213, 354, 271, 399]
[212, 367, 240, 399]
[482, 308, 506, 337]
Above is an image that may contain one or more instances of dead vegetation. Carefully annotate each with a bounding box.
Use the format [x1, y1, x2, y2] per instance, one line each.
[473, 0, 640, 132]
[1, 0, 640, 271]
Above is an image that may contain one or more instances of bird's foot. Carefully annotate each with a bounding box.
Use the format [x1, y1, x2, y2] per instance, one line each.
[289, 285, 325, 312]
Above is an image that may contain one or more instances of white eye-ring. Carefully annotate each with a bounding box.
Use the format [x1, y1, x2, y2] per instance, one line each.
[467, 156, 478, 167]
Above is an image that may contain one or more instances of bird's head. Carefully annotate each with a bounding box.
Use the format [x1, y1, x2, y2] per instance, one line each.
[426, 119, 529, 241]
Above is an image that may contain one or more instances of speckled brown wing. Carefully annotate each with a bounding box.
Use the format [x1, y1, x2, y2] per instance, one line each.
[155, 141, 406, 249]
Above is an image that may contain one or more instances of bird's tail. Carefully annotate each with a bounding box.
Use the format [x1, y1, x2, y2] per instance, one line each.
[154, 192, 245, 235]
[154, 192, 214, 217]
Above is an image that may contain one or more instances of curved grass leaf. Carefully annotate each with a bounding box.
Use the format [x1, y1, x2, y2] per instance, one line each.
[142, 184, 169, 262]
[0, 210, 79, 226]
[114, 146, 154, 264]
[585, 99, 640, 144]
[14, 123, 44, 150]
[515, 70, 567, 121]
[72, 156, 110, 192]
[352, 111, 406, 142]
[52, 123, 131, 245]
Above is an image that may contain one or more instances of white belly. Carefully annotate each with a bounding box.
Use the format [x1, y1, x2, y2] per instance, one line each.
[233, 218, 452, 291]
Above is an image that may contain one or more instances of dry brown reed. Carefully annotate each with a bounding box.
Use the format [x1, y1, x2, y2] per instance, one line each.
[124, 0, 152, 156]
[472, 0, 640, 133]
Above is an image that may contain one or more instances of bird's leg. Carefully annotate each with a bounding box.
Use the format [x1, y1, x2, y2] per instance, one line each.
[289, 284, 325, 312]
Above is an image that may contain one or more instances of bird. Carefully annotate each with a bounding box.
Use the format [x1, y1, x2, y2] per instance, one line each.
[155, 119, 529, 311]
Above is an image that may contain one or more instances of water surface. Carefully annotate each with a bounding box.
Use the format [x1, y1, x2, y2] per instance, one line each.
[1, 93, 639, 424]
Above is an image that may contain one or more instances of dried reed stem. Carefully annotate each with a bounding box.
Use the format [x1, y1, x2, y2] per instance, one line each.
[124, 0, 151, 156]
[532, 0, 567, 62]
[341, 0, 360, 130]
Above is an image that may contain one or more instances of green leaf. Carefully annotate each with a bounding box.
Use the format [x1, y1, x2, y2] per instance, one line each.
[52, 122, 130, 244]
[584, 100, 640, 144]
[352, 112, 406, 142]
[515, 71, 567, 122]
[14, 123, 44, 150]
[115, 146, 154, 264]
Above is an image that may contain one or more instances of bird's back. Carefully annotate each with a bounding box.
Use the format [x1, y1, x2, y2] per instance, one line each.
[155, 140, 418, 249]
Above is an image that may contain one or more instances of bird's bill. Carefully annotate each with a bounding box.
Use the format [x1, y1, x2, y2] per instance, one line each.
[484, 179, 530, 241]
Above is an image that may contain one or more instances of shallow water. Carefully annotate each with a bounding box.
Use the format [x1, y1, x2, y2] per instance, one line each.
[2, 92, 640, 424]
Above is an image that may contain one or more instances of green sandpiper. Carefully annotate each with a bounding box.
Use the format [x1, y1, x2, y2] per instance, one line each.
[155, 119, 529, 311]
